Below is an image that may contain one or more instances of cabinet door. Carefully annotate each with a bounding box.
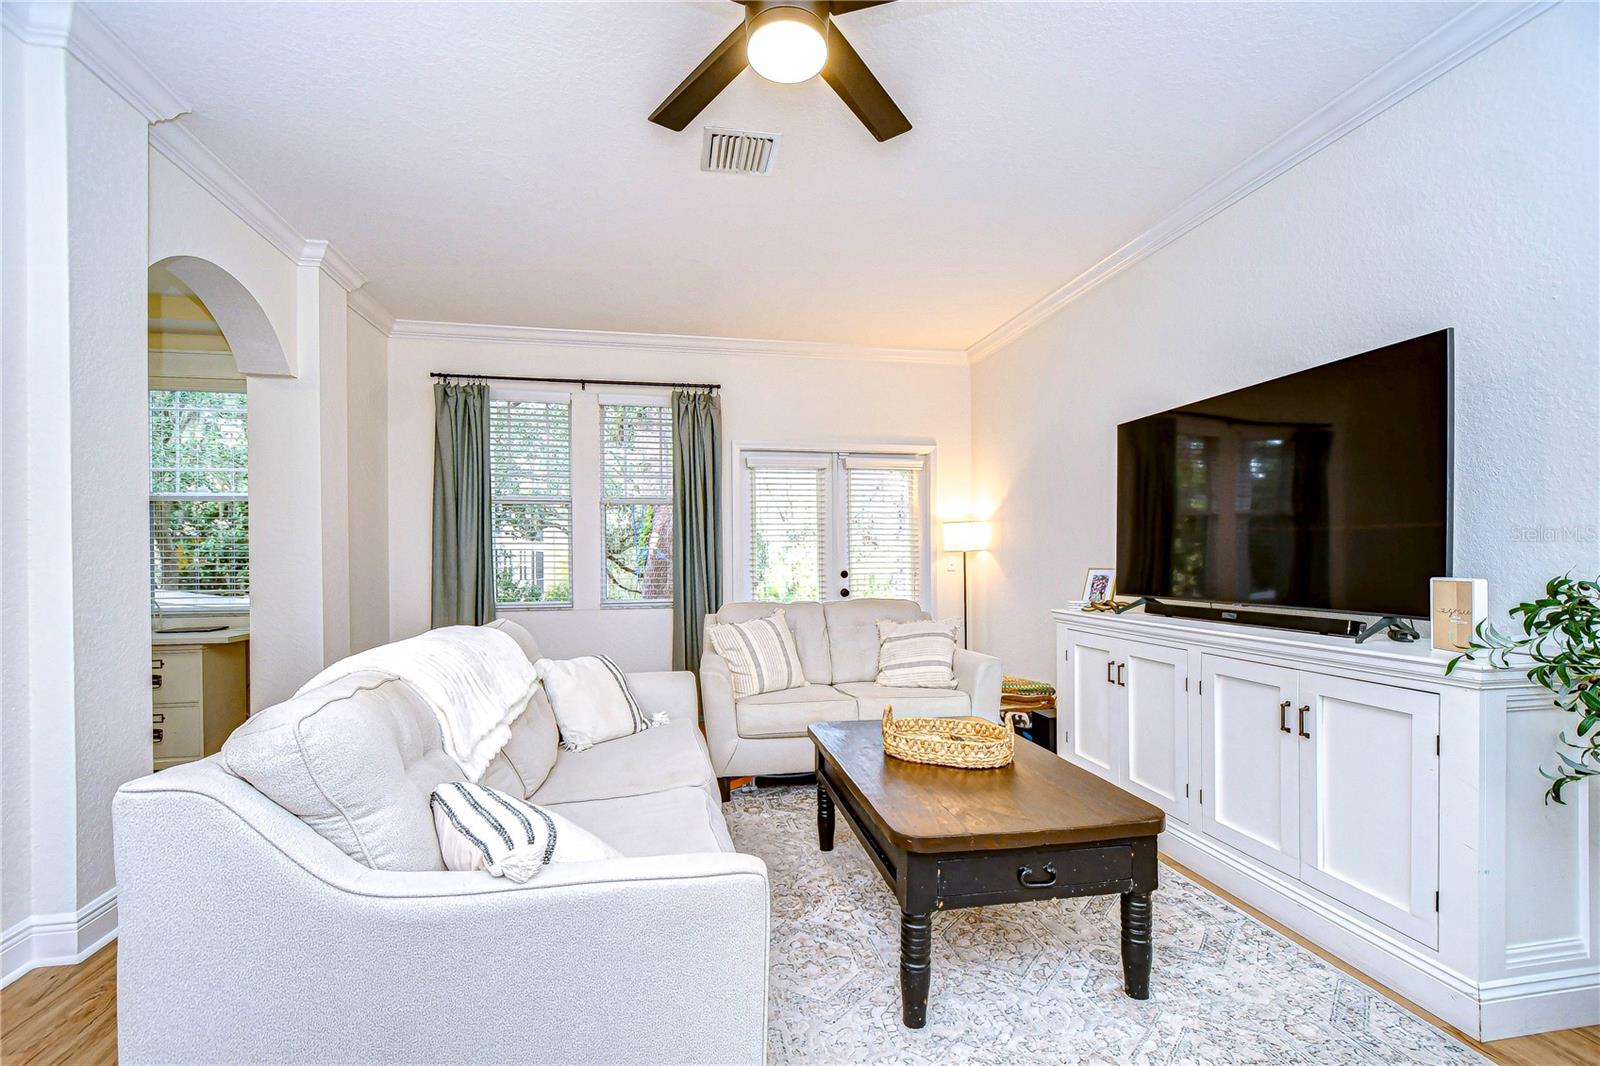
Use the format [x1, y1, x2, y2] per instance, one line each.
[1118, 638, 1190, 822]
[1297, 672, 1440, 946]
[1059, 631, 1119, 778]
[1201, 655, 1300, 875]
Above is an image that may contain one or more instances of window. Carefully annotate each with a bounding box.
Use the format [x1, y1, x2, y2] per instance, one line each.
[600, 402, 674, 604]
[740, 450, 929, 607]
[490, 398, 572, 606]
[149, 389, 249, 610]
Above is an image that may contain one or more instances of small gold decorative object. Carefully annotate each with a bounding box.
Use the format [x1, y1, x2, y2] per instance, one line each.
[1081, 599, 1120, 613]
[880, 705, 1021, 769]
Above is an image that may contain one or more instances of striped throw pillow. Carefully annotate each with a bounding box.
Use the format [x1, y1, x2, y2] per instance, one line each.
[534, 655, 664, 751]
[430, 781, 621, 883]
[707, 609, 809, 698]
[875, 619, 961, 689]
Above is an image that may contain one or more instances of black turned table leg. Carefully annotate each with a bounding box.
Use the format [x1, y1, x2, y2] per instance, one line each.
[899, 910, 932, 1028]
[1121, 890, 1153, 999]
[816, 783, 835, 851]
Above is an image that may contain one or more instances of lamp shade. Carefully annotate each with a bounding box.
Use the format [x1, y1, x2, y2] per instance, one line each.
[943, 520, 991, 553]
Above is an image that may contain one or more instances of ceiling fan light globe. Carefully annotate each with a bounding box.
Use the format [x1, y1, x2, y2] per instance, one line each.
[746, 12, 828, 84]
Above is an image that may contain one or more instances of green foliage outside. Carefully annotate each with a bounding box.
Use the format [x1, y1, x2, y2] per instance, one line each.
[149, 390, 249, 600]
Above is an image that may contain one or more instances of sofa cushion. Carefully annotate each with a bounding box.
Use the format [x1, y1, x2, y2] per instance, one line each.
[834, 681, 971, 721]
[221, 671, 460, 871]
[824, 598, 927, 683]
[734, 683, 856, 739]
[485, 617, 543, 664]
[710, 601, 831, 685]
[481, 686, 559, 798]
[545, 786, 734, 857]
[529, 716, 714, 806]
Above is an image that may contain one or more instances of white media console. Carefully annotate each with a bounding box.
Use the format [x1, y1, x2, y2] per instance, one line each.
[1052, 608, 1598, 1040]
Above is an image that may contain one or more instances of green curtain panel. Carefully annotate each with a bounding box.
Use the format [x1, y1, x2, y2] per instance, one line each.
[431, 380, 496, 628]
[671, 389, 723, 671]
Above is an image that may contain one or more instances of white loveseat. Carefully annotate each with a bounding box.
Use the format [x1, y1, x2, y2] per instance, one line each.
[112, 620, 768, 1066]
[701, 598, 1003, 786]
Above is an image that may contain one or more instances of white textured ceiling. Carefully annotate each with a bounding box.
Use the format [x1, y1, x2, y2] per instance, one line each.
[95, 1, 1469, 348]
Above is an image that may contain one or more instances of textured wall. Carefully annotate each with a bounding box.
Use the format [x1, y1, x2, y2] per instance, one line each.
[970, 5, 1600, 678]
[346, 311, 390, 653]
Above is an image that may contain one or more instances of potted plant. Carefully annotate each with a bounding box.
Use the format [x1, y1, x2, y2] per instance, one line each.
[1447, 575, 1600, 803]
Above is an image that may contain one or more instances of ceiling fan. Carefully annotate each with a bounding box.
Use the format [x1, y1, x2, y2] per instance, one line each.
[649, 0, 911, 142]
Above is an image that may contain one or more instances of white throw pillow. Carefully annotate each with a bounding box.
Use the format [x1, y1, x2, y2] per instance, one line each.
[875, 618, 961, 689]
[706, 609, 810, 698]
[431, 782, 621, 882]
[533, 655, 663, 751]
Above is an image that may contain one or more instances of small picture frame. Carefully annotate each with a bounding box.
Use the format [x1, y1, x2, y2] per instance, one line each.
[1430, 577, 1487, 652]
[1083, 568, 1116, 605]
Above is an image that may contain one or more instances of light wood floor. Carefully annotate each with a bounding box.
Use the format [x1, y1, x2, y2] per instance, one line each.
[3, 877, 1596, 1065]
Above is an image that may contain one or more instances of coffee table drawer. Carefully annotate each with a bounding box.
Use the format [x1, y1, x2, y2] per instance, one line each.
[935, 844, 1136, 907]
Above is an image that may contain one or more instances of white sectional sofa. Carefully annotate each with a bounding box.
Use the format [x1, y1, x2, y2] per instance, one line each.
[701, 598, 1003, 786]
[112, 619, 768, 1066]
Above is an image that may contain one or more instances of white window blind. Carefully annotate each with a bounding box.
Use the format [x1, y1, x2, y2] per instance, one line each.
[149, 389, 249, 609]
[600, 402, 673, 603]
[746, 457, 827, 602]
[490, 398, 572, 606]
[845, 460, 923, 602]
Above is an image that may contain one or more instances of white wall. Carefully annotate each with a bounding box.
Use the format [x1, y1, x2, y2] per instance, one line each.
[387, 338, 972, 670]
[347, 311, 390, 653]
[969, 4, 1600, 679]
[1, 30, 151, 975]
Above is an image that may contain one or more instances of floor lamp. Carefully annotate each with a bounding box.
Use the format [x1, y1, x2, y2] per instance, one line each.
[942, 521, 991, 650]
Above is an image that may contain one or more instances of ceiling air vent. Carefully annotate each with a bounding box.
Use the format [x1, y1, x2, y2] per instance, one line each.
[702, 127, 780, 175]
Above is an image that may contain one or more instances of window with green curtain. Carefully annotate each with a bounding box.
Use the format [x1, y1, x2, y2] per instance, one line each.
[489, 397, 572, 606]
[148, 388, 249, 610]
[601, 401, 674, 604]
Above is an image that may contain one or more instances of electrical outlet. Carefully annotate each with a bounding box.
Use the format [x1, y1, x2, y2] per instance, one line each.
[944, 557, 959, 573]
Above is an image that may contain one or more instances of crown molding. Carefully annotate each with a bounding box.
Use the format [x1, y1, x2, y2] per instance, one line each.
[388, 319, 969, 366]
[1, 1, 188, 122]
[297, 239, 368, 293]
[966, 0, 1557, 363]
[347, 287, 397, 334]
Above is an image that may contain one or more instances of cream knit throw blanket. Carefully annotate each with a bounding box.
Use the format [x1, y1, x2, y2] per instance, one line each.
[297, 626, 537, 781]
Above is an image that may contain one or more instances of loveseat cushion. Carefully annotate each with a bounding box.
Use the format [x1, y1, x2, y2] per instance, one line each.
[710, 601, 832, 685]
[481, 686, 559, 798]
[529, 716, 715, 806]
[221, 671, 460, 871]
[734, 683, 856, 739]
[834, 682, 971, 721]
[485, 617, 544, 663]
[545, 786, 735, 857]
[824, 598, 927, 683]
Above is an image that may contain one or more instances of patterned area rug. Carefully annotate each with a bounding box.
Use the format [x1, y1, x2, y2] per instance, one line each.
[723, 785, 1483, 1065]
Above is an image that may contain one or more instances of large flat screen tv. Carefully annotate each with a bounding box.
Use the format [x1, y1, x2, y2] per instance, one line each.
[1117, 329, 1451, 619]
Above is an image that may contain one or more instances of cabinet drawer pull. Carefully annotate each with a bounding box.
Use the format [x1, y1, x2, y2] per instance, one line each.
[1279, 700, 1291, 733]
[152, 712, 165, 724]
[1018, 863, 1057, 889]
[1116, 662, 1126, 687]
[1297, 705, 1311, 739]
[152, 728, 164, 744]
[152, 673, 162, 689]
[1106, 661, 1115, 685]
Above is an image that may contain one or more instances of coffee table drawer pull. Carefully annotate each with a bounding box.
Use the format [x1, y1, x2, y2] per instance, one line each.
[1018, 863, 1057, 888]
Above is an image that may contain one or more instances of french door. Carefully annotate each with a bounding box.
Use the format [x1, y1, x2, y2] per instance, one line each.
[738, 449, 930, 608]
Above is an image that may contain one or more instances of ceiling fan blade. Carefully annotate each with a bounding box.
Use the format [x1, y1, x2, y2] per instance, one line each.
[829, 1, 895, 14]
[820, 25, 911, 142]
[649, 24, 747, 131]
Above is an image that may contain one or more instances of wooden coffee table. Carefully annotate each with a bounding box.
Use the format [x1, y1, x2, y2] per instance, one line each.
[809, 720, 1165, 1028]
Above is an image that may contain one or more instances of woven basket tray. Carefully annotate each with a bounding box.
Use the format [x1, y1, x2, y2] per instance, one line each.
[880, 705, 1018, 769]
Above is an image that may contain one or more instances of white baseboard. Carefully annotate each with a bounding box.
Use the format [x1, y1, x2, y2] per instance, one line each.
[1479, 969, 1600, 1040]
[0, 889, 118, 989]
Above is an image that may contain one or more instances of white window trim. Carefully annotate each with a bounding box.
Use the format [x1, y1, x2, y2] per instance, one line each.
[491, 391, 575, 610]
[599, 398, 674, 609]
[149, 387, 250, 614]
[730, 440, 935, 612]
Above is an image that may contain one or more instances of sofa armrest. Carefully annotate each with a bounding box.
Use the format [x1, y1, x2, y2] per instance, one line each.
[113, 770, 768, 1065]
[955, 648, 1002, 719]
[699, 652, 738, 776]
[624, 669, 699, 724]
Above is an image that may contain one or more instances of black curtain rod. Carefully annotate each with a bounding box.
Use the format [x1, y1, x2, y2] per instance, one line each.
[431, 371, 719, 391]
